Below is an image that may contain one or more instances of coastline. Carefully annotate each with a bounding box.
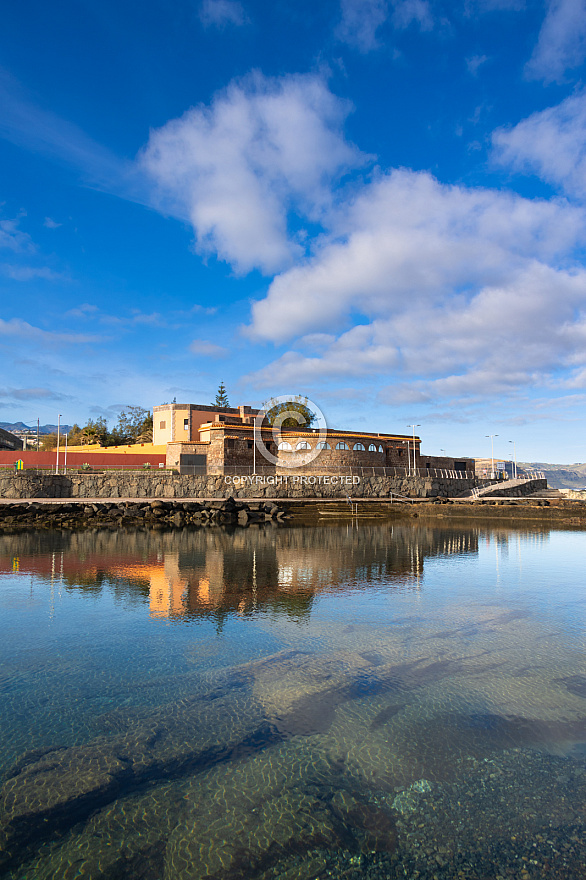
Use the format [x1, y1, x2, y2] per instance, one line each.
[1, 495, 586, 530]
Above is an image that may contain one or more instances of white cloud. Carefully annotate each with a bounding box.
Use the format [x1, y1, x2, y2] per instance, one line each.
[249, 262, 586, 402]
[190, 338, 229, 357]
[140, 72, 365, 274]
[245, 169, 586, 404]
[0, 317, 101, 345]
[337, 0, 389, 51]
[0, 216, 32, 252]
[0, 386, 68, 401]
[65, 303, 99, 318]
[391, 0, 433, 30]
[43, 217, 61, 229]
[249, 169, 584, 343]
[493, 90, 586, 199]
[336, 0, 432, 51]
[465, 0, 525, 11]
[200, 0, 248, 27]
[526, 0, 586, 83]
[1, 264, 68, 281]
[466, 54, 489, 75]
[247, 323, 400, 386]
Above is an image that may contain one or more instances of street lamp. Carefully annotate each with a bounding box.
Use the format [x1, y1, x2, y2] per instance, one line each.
[407, 425, 420, 476]
[509, 440, 517, 480]
[485, 434, 498, 480]
[55, 414, 62, 474]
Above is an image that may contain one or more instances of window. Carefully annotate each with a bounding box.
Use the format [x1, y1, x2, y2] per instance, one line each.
[317, 441, 330, 450]
[278, 441, 292, 451]
[336, 441, 349, 450]
[159, 421, 166, 430]
[378, 445, 383, 453]
[183, 418, 189, 430]
[296, 440, 310, 450]
[247, 441, 253, 449]
[354, 443, 365, 451]
[368, 444, 377, 452]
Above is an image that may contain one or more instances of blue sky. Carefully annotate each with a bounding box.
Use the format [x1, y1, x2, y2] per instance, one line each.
[2, 0, 586, 463]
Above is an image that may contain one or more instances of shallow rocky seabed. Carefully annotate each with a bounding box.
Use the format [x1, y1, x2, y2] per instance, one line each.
[0, 522, 585, 879]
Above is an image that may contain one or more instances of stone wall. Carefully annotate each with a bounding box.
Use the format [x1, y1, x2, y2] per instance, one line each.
[0, 471, 479, 500]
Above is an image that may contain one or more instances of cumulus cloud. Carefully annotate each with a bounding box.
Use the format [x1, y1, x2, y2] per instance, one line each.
[140, 72, 365, 274]
[245, 169, 586, 403]
[200, 0, 248, 28]
[526, 0, 586, 83]
[493, 90, 586, 199]
[247, 323, 400, 386]
[249, 169, 584, 343]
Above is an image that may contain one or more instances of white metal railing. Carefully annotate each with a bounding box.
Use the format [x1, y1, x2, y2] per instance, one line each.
[215, 465, 476, 479]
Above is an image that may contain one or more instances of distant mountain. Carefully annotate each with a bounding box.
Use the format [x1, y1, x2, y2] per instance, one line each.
[0, 422, 73, 435]
[519, 462, 586, 490]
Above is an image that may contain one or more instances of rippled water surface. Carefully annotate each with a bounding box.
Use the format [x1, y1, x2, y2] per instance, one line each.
[1, 520, 585, 879]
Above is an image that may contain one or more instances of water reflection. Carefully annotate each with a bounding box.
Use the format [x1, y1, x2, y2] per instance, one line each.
[0, 523, 485, 625]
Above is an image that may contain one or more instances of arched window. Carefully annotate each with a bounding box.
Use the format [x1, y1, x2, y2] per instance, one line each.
[368, 443, 377, 452]
[317, 441, 330, 449]
[278, 441, 292, 451]
[295, 440, 310, 450]
[354, 442, 365, 451]
[378, 445, 383, 453]
[336, 441, 349, 450]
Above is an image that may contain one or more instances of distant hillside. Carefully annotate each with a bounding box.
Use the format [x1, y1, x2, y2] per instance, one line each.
[0, 422, 73, 435]
[519, 462, 586, 490]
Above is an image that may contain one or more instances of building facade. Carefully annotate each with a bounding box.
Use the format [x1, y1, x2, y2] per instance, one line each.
[157, 400, 473, 476]
[153, 403, 259, 445]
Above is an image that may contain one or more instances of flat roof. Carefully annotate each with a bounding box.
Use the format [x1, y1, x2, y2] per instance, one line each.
[199, 422, 419, 441]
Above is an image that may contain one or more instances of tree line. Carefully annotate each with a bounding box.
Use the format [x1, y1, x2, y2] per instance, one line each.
[40, 407, 153, 449]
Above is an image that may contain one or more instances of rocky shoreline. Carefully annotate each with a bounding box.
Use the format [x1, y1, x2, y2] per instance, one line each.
[0, 498, 290, 530]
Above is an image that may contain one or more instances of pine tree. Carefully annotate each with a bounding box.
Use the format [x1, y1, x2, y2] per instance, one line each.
[213, 382, 230, 408]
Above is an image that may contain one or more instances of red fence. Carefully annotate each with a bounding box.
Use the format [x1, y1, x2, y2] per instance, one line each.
[0, 450, 166, 470]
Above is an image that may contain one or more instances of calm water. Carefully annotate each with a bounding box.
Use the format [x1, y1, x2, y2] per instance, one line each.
[0, 521, 585, 879]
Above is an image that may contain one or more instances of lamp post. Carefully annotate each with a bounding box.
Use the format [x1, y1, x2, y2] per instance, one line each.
[407, 425, 420, 476]
[55, 414, 62, 475]
[509, 440, 517, 480]
[486, 434, 498, 480]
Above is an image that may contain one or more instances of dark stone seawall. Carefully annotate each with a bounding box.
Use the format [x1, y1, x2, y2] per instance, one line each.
[0, 472, 546, 501]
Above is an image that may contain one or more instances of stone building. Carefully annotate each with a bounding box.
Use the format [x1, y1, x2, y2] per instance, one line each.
[157, 400, 473, 476]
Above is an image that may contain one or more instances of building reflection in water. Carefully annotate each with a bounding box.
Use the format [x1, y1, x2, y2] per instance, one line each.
[0, 523, 550, 624]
